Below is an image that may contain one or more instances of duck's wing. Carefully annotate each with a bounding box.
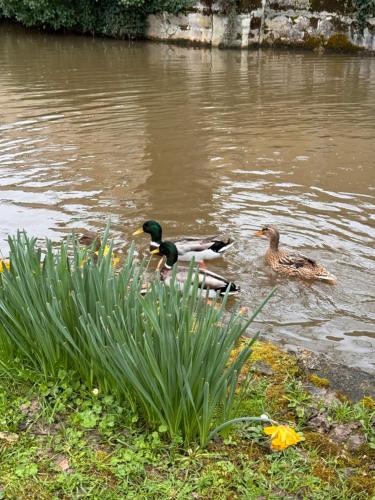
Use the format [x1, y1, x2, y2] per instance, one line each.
[174, 236, 233, 256]
[175, 235, 219, 243]
[173, 236, 217, 252]
[176, 239, 218, 254]
[195, 268, 239, 292]
[279, 252, 317, 269]
[279, 252, 336, 283]
[175, 267, 239, 294]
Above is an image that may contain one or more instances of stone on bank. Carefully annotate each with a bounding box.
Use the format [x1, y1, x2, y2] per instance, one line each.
[146, 1, 375, 52]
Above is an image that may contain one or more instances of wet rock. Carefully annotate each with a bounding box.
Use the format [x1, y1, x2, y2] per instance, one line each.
[329, 422, 360, 441]
[329, 423, 366, 451]
[270, 0, 310, 7]
[295, 348, 375, 402]
[146, 3, 374, 51]
[317, 18, 333, 37]
[294, 16, 310, 31]
[343, 467, 356, 478]
[20, 399, 41, 418]
[251, 360, 274, 376]
[54, 454, 71, 472]
[346, 433, 367, 451]
[304, 382, 340, 405]
[266, 15, 302, 42]
[147, 12, 213, 45]
[295, 349, 322, 370]
[308, 412, 331, 433]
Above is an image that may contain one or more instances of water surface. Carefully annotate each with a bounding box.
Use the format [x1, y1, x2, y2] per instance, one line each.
[0, 23, 374, 371]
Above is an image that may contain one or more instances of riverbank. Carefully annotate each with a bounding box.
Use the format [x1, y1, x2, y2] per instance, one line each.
[1, 339, 374, 498]
[146, 1, 375, 53]
[290, 345, 375, 401]
[1, 1, 375, 52]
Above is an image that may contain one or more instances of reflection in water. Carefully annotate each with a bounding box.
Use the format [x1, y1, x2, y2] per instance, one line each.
[0, 23, 374, 371]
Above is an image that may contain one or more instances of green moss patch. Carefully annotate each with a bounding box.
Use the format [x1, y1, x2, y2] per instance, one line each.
[326, 33, 362, 51]
[309, 374, 330, 388]
[348, 475, 375, 496]
[361, 396, 375, 410]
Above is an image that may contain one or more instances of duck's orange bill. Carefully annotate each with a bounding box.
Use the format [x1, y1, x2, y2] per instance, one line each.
[255, 230, 265, 237]
[132, 227, 144, 236]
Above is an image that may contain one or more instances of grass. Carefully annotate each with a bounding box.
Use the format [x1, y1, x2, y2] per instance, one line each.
[0, 349, 374, 499]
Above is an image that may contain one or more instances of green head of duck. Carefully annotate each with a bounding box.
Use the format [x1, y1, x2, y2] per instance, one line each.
[133, 220, 162, 245]
[156, 241, 178, 268]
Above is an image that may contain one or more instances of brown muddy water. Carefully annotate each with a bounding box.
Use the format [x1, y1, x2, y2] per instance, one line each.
[0, 23, 374, 372]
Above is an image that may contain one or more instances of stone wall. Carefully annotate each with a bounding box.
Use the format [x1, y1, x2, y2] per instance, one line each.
[146, 1, 375, 52]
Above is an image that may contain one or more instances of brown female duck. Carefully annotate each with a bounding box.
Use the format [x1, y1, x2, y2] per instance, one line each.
[79, 231, 102, 251]
[79, 231, 121, 267]
[255, 226, 337, 284]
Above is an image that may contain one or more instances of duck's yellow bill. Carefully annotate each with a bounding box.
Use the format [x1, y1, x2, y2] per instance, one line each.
[150, 248, 160, 255]
[133, 227, 144, 236]
[255, 230, 265, 237]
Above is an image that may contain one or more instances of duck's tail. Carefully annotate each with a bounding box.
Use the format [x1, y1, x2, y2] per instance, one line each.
[317, 271, 337, 285]
[211, 238, 235, 254]
[220, 282, 240, 295]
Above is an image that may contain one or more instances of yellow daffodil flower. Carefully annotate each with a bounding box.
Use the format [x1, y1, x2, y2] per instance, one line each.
[264, 425, 302, 451]
[94, 246, 121, 267]
[0, 259, 10, 273]
[111, 255, 121, 267]
[101, 245, 110, 257]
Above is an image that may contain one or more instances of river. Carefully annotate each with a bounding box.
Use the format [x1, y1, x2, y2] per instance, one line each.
[0, 23, 374, 372]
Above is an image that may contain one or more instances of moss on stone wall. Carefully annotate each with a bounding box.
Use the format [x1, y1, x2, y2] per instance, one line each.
[326, 33, 362, 50]
[309, 374, 330, 387]
[303, 34, 324, 48]
[299, 33, 363, 52]
[260, 32, 364, 53]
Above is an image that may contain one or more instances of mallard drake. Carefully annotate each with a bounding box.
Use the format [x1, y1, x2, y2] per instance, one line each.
[79, 232, 121, 267]
[255, 226, 337, 284]
[151, 241, 240, 298]
[133, 220, 234, 263]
